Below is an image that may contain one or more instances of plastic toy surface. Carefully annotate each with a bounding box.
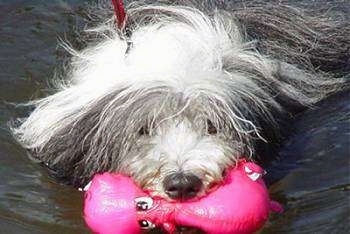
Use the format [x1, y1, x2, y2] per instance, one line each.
[83, 161, 283, 234]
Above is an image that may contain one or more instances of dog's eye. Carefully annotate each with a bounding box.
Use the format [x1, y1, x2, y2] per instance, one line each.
[138, 220, 155, 229]
[138, 126, 149, 135]
[207, 120, 217, 135]
[135, 196, 153, 211]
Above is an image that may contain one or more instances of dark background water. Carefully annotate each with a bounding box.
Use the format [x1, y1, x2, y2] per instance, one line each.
[0, 1, 349, 233]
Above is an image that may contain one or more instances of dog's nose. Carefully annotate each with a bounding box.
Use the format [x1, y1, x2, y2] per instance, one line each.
[163, 173, 203, 200]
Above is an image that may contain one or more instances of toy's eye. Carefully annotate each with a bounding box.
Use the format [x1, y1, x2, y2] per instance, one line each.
[244, 165, 264, 181]
[247, 172, 261, 181]
[135, 197, 153, 211]
[138, 220, 155, 229]
[244, 166, 253, 174]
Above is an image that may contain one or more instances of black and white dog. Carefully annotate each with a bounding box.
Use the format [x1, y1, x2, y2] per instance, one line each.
[12, 0, 349, 204]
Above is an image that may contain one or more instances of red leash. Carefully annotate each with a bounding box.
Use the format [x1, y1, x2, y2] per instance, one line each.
[111, 0, 127, 30]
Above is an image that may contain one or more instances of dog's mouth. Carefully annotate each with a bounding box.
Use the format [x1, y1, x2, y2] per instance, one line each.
[145, 173, 225, 203]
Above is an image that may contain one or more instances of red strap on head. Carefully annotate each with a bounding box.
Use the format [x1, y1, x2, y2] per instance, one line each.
[112, 0, 127, 30]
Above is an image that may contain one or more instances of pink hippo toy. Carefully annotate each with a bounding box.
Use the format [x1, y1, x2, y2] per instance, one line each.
[83, 160, 283, 234]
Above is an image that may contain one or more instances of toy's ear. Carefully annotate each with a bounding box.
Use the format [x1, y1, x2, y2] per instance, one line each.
[84, 173, 142, 234]
[135, 196, 154, 211]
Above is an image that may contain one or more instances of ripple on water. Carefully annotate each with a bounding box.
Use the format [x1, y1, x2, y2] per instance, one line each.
[263, 90, 350, 233]
[1, 1, 349, 234]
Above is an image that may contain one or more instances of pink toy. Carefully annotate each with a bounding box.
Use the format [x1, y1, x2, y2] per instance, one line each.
[83, 161, 283, 234]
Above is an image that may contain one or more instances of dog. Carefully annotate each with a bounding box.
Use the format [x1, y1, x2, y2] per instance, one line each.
[11, 0, 349, 211]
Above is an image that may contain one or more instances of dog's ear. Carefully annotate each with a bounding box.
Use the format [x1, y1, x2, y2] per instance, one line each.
[270, 61, 315, 113]
[271, 61, 344, 113]
[233, 4, 350, 74]
[31, 97, 107, 187]
[14, 89, 127, 188]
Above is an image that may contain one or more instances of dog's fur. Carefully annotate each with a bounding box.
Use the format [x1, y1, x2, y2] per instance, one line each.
[11, 0, 349, 200]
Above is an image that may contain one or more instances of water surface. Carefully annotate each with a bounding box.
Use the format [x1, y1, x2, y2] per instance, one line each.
[0, 1, 349, 233]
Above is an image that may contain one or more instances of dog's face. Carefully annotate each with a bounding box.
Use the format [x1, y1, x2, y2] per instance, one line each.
[117, 105, 240, 200]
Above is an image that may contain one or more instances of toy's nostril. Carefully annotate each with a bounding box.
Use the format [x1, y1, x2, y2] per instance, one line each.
[163, 173, 203, 200]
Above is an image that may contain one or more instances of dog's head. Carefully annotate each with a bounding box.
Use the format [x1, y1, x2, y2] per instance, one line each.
[13, 5, 329, 201]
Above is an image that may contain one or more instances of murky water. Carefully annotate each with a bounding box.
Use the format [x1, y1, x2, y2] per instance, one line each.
[0, 1, 349, 233]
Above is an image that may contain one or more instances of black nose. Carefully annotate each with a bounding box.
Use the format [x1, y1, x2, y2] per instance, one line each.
[163, 173, 203, 200]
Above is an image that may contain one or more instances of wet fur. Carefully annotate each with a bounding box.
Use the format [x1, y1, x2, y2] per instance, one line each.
[12, 0, 349, 197]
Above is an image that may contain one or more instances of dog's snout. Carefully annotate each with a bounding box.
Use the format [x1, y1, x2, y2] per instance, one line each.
[163, 173, 203, 200]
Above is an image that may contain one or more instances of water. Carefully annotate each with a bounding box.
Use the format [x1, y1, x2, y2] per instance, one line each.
[0, 1, 89, 233]
[0, 1, 349, 233]
[261, 91, 350, 233]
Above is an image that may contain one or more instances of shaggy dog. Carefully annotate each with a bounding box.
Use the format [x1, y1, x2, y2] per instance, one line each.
[12, 0, 348, 211]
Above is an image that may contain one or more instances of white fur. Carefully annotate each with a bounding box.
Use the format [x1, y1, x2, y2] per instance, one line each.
[12, 4, 339, 195]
